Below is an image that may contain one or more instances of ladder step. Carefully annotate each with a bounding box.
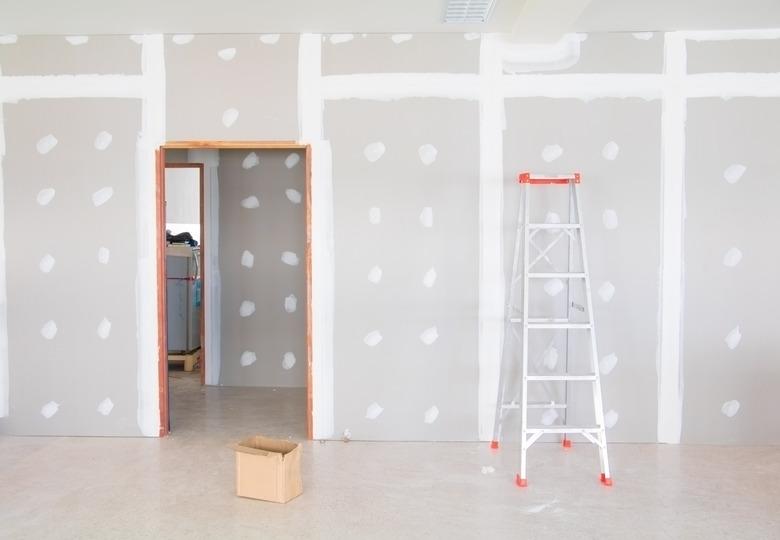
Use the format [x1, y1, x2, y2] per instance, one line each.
[527, 374, 597, 381]
[528, 272, 586, 278]
[509, 319, 592, 329]
[527, 223, 581, 230]
[526, 426, 602, 434]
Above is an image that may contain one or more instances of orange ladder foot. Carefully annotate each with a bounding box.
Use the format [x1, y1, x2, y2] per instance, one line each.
[515, 474, 528, 488]
[600, 473, 613, 486]
[490, 440, 500, 450]
[562, 438, 572, 449]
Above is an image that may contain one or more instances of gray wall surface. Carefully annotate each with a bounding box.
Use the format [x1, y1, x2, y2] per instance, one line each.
[218, 149, 307, 388]
[682, 98, 780, 443]
[0, 31, 778, 442]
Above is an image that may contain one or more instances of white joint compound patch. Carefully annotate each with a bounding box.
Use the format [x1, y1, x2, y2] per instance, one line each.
[721, 400, 740, 418]
[423, 268, 437, 288]
[464, 33, 480, 41]
[284, 153, 300, 169]
[542, 144, 563, 163]
[284, 294, 297, 313]
[259, 34, 281, 45]
[240, 195, 260, 209]
[363, 330, 383, 347]
[129, 35, 144, 44]
[602, 141, 620, 161]
[39, 254, 56, 273]
[329, 34, 354, 45]
[723, 164, 746, 184]
[418, 143, 438, 165]
[240, 351, 257, 367]
[632, 32, 654, 40]
[242, 152, 259, 169]
[240, 250, 254, 268]
[36, 134, 58, 155]
[282, 352, 296, 370]
[540, 408, 559, 426]
[543, 345, 559, 370]
[97, 397, 114, 416]
[419, 207, 434, 228]
[96, 317, 111, 340]
[40, 320, 58, 340]
[598, 281, 616, 303]
[481, 465, 495, 474]
[602, 209, 619, 230]
[36, 188, 56, 206]
[424, 405, 439, 424]
[40, 401, 59, 419]
[239, 300, 256, 317]
[544, 278, 564, 297]
[723, 247, 742, 268]
[285, 188, 302, 204]
[172, 34, 194, 45]
[91, 187, 114, 207]
[97, 247, 110, 265]
[420, 326, 439, 345]
[369, 207, 381, 225]
[94, 131, 113, 150]
[222, 108, 239, 128]
[281, 251, 299, 266]
[363, 141, 386, 163]
[599, 353, 618, 375]
[217, 47, 237, 61]
[0, 34, 18, 44]
[367, 265, 382, 284]
[391, 34, 413, 44]
[65, 36, 89, 45]
[724, 326, 742, 350]
[342, 428, 352, 441]
[604, 409, 619, 428]
[365, 402, 384, 420]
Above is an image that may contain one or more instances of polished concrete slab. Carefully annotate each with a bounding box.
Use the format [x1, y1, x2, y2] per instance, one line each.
[1, 370, 778, 539]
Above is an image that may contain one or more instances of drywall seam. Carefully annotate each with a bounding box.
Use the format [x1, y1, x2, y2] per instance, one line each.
[189, 149, 221, 386]
[502, 73, 664, 100]
[681, 29, 780, 41]
[685, 73, 780, 98]
[136, 34, 165, 436]
[299, 34, 335, 438]
[657, 32, 686, 444]
[0, 75, 145, 102]
[321, 73, 481, 101]
[0, 71, 8, 418]
[477, 35, 505, 441]
[500, 33, 584, 73]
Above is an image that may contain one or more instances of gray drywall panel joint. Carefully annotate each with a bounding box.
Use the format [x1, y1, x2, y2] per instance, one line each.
[136, 34, 165, 436]
[477, 35, 505, 441]
[299, 34, 335, 438]
[657, 32, 686, 444]
[0, 89, 8, 418]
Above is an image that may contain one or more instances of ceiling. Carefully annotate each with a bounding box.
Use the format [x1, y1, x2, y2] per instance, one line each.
[1, 0, 779, 37]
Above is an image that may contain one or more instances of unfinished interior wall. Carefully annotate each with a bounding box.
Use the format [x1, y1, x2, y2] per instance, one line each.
[1, 31, 779, 442]
[217, 149, 306, 387]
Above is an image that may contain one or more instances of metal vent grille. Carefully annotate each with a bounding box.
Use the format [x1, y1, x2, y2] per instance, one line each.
[445, 0, 497, 23]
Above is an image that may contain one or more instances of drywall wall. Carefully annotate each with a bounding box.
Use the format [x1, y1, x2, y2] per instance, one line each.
[217, 149, 306, 388]
[0, 31, 778, 442]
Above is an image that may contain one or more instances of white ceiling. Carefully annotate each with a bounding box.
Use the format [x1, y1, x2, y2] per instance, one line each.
[1, 0, 779, 36]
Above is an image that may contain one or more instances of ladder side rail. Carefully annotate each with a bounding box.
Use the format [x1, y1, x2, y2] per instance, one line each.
[571, 182, 611, 480]
[491, 185, 528, 445]
[563, 181, 576, 432]
[519, 182, 532, 483]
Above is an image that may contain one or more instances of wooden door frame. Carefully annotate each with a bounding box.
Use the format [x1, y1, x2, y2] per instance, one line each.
[156, 141, 313, 439]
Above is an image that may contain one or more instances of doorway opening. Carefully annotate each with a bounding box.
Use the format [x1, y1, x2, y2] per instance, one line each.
[156, 142, 312, 439]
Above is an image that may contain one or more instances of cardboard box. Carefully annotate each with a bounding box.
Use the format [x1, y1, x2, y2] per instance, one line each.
[232, 435, 303, 503]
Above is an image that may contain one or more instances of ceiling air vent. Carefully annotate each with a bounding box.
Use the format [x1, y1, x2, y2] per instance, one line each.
[445, 0, 497, 23]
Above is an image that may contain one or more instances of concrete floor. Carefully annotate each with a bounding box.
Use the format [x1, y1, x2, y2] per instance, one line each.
[1, 370, 779, 539]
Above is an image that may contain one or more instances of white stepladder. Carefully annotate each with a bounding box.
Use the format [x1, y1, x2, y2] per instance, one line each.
[491, 172, 612, 488]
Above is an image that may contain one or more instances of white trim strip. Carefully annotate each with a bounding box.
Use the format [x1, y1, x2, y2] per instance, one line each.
[136, 35, 166, 436]
[299, 34, 335, 439]
[0, 75, 144, 102]
[657, 32, 686, 444]
[0, 70, 8, 418]
[477, 35, 505, 441]
[502, 73, 664, 100]
[685, 73, 780, 98]
[322, 73, 480, 101]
